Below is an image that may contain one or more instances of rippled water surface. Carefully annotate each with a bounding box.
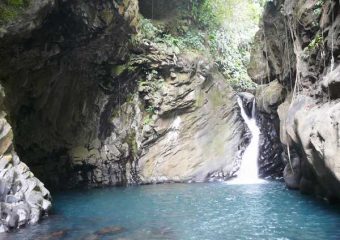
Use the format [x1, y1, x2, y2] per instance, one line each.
[2, 182, 340, 240]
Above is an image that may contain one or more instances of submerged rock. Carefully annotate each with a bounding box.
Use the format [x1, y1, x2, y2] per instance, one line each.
[38, 229, 69, 240]
[95, 226, 126, 236]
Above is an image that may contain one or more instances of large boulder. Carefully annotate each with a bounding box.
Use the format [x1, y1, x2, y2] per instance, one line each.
[256, 80, 286, 114]
[321, 65, 340, 99]
[278, 94, 340, 199]
[295, 100, 340, 198]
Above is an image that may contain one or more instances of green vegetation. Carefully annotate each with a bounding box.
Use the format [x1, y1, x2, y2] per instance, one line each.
[305, 33, 323, 52]
[312, 0, 325, 26]
[138, 79, 158, 126]
[316, 0, 325, 7]
[0, 0, 29, 23]
[190, 0, 266, 29]
[145, 105, 156, 115]
[143, 101, 156, 125]
[135, 18, 205, 52]
[143, 115, 154, 125]
[192, 0, 263, 91]
[112, 64, 127, 76]
[135, 0, 264, 91]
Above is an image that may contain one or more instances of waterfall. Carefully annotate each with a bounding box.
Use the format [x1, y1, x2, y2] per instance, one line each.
[228, 96, 264, 185]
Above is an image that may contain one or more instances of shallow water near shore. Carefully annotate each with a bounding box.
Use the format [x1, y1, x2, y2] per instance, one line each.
[2, 182, 340, 240]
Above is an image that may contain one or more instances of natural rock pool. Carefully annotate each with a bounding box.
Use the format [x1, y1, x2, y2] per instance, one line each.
[2, 182, 340, 240]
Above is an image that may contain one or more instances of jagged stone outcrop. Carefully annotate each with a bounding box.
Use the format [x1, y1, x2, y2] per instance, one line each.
[250, 0, 340, 201]
[136, 51, 245, 183]
[0, 87, 50, 232]
[0, 119, 51, 233]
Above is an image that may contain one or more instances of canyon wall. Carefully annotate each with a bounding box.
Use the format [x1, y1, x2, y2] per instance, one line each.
[250, 0, 340, 201]
[0, 0, 248, 196]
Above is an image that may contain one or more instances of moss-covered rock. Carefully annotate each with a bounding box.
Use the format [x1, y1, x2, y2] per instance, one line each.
[0, 0, 29, 23]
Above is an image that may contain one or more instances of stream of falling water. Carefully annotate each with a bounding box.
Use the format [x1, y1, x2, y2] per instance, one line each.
[228, 96, 264, 185]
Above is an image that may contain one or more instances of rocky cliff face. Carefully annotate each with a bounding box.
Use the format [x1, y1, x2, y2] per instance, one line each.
[0, 0, 247, 197]
[69, 40, 247, 186]
[249, 0, 340, 201]
[136, 51, 245, 184]
[0, 0, 140, 189]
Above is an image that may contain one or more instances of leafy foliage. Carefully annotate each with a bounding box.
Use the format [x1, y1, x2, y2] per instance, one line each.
[305, 33, 323, 52]
[146, 106, 156, 115]
[143, 105, 156, 125]
[190, 0, 265, 30]
[136, 18, 205, 52]
[197, 0, 263, 91]
[143, 115, 154, 125]
[136, 0, 265, 91]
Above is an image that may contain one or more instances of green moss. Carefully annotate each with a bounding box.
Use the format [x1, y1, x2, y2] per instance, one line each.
[112, 64, 127, 76]
[196, 90, 206, 108]
[8, 0, 25, 6]
[209, 89, 224, 108]
[111, 108, 121, 119]
[126, 93, 135, 104]
[0, 6, 17, 22]
[0, 0, 29, 23]
[202, 131, 227, 156]
[143, 115, 154, 125]
[126, 131, 138, 158]
[101, 9, 114, 24]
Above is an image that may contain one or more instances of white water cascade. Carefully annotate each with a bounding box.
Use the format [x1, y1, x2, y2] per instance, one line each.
[229, 96, 264, 185]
